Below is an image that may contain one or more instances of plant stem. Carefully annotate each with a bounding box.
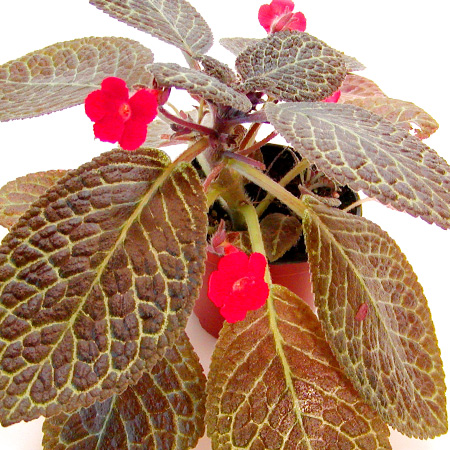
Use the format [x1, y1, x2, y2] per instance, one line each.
[239, 131, 278, 156]
[256, 158, 310, 217]
[228, 159, 307, 219]
[239, 123, 261, 151]
[158, 106, 217, 136]
[239, 202, 272, 284]
[172, 137, 209, 165]
[341, 196, 373, 213]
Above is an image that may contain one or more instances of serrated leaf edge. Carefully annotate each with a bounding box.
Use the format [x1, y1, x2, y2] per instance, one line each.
[303, 199, 445, 431]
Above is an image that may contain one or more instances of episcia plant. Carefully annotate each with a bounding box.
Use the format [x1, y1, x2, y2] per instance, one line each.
[0, 0, 448, 449]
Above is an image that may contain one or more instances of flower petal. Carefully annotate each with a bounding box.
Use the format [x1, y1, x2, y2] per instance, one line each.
[129, 89, 159, 124]
[217, 251, 249, 274]
[208, 251, 249, 307]
[220, 302, 248, 323]
[119, 120, 148, 150]
[271, 0, 295, 15]
[100, 77, 129, 100]
[85, 90, 109, 122]
[289, 11, 307, 31]
[258, 4, 275, 32]
[322, 90, 341, 103]
[93, 115, 125, 143]
[248, 252, 268, 279]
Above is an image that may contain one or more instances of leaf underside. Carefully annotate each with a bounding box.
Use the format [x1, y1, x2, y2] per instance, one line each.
[219, 37, 259, 57]
[0, 148, 207, 426]
[147, 62, 252, 112]
[340, 74, 438, 139]
[0, 37, 154, 122]
[89, 0, 213, 55]
[266, 101, 450, 229]
[206, 285, 392, 450]
[303, 196, 447, 437]
[42, 331, 206, 450]
[0, 171, 68, 230]
[236, 31, 347, 102]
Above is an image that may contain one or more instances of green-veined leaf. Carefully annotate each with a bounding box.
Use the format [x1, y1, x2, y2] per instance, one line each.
[0, 148, 207, 426]
[340, 74, 438, 139]
[235, 31, 346, 102]
[0, 37, 154, 122]
[260, 213, 302, 262]
[226, 214, 302, 262]
[42, 332, 206, 450]
[147, 62, 252, 112]
[0, 171, 67, 230]
[206, 285, 391, 449]
[266, 101, 450, 229]
[303, 196, 447, 437]
[89, 0, 213, 55]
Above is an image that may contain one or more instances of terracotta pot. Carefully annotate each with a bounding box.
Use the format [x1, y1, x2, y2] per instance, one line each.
[194, 252, 315, 338]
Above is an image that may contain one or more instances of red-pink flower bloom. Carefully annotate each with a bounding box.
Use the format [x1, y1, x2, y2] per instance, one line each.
[208, 251, 269, 323]
[322, 90, 341, 103]
[85, 77, 158, 151]
[258, 0, 306, 33]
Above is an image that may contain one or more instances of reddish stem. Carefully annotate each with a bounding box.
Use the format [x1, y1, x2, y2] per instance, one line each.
[158, 106, 217, 136]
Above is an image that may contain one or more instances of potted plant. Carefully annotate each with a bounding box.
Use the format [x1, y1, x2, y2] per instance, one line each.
[0, 1, 448, 450]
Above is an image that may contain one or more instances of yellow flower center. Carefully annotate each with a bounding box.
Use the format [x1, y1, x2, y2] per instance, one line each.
[118, 102, 132, 121]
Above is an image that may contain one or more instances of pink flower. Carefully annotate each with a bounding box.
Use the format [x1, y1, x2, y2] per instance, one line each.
[258, 0, 306, 33]
[322, 90, 341, 103]
[208, 251, 269, 323]
[85, 77, 158, 151]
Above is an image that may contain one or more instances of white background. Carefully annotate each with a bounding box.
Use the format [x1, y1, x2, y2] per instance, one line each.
[0, 1, 449, 449]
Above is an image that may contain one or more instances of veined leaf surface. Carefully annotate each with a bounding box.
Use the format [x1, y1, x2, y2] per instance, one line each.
[147, 63, 252, 112]
[266, 102, 450, 229]
[340, 74, 438, 139]
[0, 37, 154, 122]
[206, 285, 391, 450]
[42, 332, 206, 450]
[236, 31, 346, 102]
[303, 196, 447, 437]
[194, 55, 237, 86]
[89, 0, 213, 55]
[0, 171, 67, 230]
[0, 148, 207, 426]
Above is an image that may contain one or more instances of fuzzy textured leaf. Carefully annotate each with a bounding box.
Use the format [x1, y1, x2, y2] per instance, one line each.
[303, 196, 447, 437]
[260, 213, 302, 262]
[225, 214, 301, 262]
[147, 63, 252, 112]
[219, 37, 259, 57]
[206, 285, 391, 450]
[89, 0, 213, 55]
[194, 55, 237, 86]
[339, 74, 385, 98]
[236, 31, 346, 102]
[266, 102, 450, 229]
[221, 37, 364, 73]
[0, 37, 154, 122]
[0, 171, 67, 230]
[340, 74, 438, 139]
[340, 54, 366, 72]
[42, 332, 206, 450]
[0, 148, 207, 426]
